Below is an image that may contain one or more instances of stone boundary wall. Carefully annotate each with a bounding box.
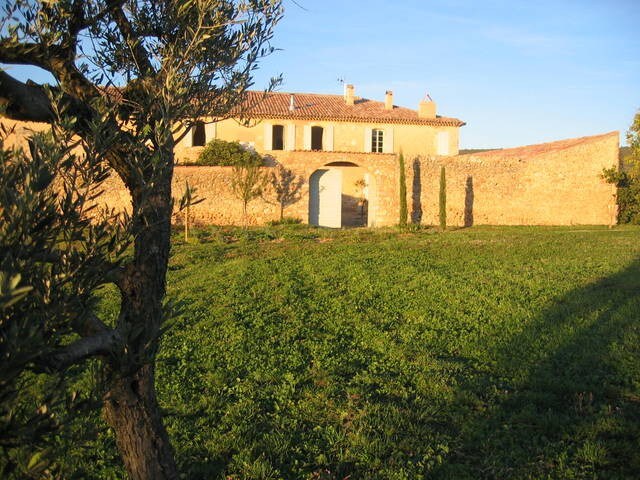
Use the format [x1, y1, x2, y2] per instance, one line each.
[406, 132, 619, 226]
[99, 150, 400, 226]
[2, 118, 619, 227]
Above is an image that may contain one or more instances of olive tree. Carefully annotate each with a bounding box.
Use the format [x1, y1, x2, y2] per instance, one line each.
[0, 1, 282, 479]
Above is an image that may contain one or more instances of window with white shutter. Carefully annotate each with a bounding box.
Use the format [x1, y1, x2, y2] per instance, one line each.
[303, 125, 312, 150]
[264, 122, 273, 150]
[325, 125, 334, 152]
[383, 128, 394, 154]
[364, 127, 372, 153]
[205, 122, 216, 143]
[286, 124, 296, 151]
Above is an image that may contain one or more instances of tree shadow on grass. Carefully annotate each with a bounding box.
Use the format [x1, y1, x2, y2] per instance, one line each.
[433, 259, 640, 479]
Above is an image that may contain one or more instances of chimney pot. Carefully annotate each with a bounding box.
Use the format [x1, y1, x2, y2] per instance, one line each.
[385, 90, 393, 110]
[345, 84, 355, 106]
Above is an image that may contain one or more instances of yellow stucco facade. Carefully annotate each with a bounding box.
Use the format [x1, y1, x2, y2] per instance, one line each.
[174, 116, 461, 164]
[174, 87, 463, 164]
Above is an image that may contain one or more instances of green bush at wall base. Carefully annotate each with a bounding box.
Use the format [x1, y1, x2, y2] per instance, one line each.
[195, 139, 264, 167]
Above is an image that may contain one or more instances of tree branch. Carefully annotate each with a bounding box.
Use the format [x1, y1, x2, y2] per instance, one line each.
[0, 40, 62, 69]
[108, 1, 155, 76]
[0, 71, 54, 122]
[0, 71, 141, 191]
[39, 327, 124, 372]
[76, 311, 111, 337]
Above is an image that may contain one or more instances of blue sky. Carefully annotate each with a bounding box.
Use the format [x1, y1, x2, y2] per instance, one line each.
[250, 0, 640, 148]
[4, 1, 638, 148]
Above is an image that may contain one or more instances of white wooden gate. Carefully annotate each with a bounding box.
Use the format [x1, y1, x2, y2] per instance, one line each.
[309, 169, 342, 228]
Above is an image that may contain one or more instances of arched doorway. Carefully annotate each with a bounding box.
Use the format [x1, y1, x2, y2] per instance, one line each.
[308, 162, 376, 228]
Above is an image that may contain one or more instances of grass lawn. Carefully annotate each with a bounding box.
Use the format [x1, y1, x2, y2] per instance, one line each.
[96, 225, 640, 479]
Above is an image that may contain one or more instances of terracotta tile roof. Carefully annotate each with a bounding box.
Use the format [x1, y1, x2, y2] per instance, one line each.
[239, 91, 465, 127]
[98, 86, 464, 126]
[457, 131, 619, 160]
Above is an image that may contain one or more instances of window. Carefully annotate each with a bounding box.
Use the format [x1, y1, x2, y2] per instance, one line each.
[272, 125, 284, 150]
[192, 121, 206, 147]
[311, 126, 323, 150]
[371, 128, 384, 153]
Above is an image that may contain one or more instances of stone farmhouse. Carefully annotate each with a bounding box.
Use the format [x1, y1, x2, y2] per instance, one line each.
[168, 85, 618, 227]
[174, 85, 465, 227]
[4, 85, 619, 227]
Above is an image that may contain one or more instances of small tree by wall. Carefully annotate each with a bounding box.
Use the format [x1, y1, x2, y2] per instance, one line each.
[231, 164, 268, 227]
[398, 152, 408, 227]
[176, 181, 204, 241]
[439, 166, 447, 231]
[270, 164, 304, 221]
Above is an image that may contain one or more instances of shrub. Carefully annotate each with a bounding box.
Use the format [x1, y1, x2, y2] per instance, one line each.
[602, 166, 640, 224]
[603, 111, 640, 224]
[196, 139, 263, 167]
[267, 217, 303, 226]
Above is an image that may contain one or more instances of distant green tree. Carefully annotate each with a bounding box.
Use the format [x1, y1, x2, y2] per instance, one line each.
[398, 152, 408, 227]
[196, 139, 263, 167]
[439, 166, 447, 231]
[603, 110, 640, 223]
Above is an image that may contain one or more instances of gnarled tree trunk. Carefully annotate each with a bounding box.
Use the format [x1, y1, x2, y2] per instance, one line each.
[104, 363, 177, 480]
[103, 157, 178, 480]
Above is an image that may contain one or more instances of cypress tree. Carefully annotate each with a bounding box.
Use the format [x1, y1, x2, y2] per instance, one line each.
[399, 152, 408, 227]
[439, 165, 447, 231]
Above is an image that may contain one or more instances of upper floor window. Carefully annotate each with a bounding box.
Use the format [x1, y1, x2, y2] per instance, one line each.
[272, 125, 285, 150]
[192, 121, 206, 147]
[371, 128, 384, 153]
[311, 126, 324, 150]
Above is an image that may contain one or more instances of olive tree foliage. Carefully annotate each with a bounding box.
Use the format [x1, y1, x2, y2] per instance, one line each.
[0, 1, 283, 479]
[0, 119, 128, 479]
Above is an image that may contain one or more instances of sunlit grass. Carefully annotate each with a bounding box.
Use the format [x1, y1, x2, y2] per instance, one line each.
[108, 225, 640, 479]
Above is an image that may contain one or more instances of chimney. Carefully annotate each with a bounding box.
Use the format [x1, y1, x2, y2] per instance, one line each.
[289, 94, 295, 112]
[385, 90, 393, 110]
[418, 99, 437, 118]
[345, 84, 355, 106]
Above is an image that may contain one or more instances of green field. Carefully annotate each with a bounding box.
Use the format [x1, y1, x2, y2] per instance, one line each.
[90, 225, 640, 479]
